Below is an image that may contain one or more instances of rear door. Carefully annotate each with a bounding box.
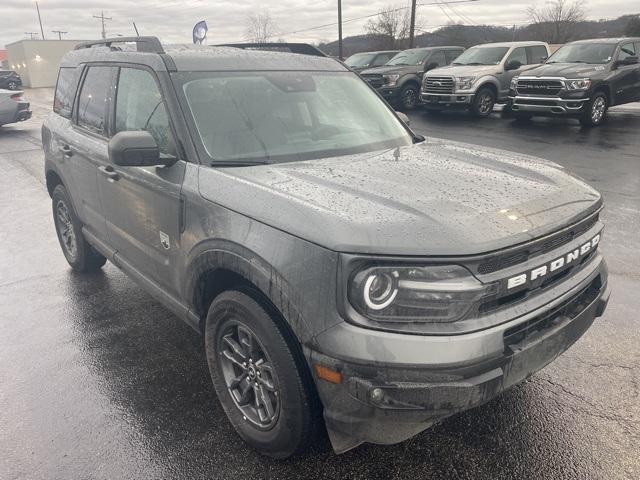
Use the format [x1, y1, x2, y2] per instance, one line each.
[98, 65, 186, 295]
[500, 47, 528, 96]
[66, 65, 117, 241]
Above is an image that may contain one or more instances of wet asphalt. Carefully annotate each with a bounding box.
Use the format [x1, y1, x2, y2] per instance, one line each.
[1, 90, 639, 480]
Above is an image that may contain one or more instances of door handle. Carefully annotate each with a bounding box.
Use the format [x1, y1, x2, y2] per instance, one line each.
[60, 145, 73, 158]
[98, 165, 119, 181]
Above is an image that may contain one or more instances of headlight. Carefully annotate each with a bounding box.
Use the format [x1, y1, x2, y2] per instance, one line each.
[455, 76, 476, 90]
[565, 79, 591, 90]
[382, 74, 400, 86]
[348, 265, 497, 324]
[510, 76, 519, 90]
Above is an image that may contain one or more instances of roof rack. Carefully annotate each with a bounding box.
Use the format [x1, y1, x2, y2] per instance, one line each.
[216, 43, 327, 58]
[75, 36, 164, 54]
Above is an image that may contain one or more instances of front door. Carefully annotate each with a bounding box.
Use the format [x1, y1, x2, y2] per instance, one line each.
[98, 66, 186, 295]
[499, 47, 528, 98]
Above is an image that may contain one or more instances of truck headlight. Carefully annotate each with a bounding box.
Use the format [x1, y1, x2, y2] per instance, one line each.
[382, 74, 400, 86]
[565, 79, 591, 90]
[348, 265, 497, 324]
[510, 76, 519, 91]
[455, 76, 476, 90]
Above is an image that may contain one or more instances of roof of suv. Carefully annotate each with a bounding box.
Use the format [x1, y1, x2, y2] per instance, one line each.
[60, 39, 347, 72]
[568, 37, 640, 45]
[471, 41, 548, 48]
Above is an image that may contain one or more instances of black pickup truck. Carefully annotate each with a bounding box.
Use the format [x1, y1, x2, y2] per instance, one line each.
[509, 37, 640, 126]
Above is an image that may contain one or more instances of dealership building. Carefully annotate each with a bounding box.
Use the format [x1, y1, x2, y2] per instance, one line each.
[5, 39, 87, 88]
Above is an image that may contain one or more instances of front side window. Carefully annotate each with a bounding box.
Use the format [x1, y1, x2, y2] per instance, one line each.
[115, 68, 176, 157]
[54, 67, 80, 119]
[618, 43, 636, 61]
[76, 66, 115, 135]
[526, 46, 548, 64]
[506, 47, 527, 66]
[372, 53, 392, 66]
[452, 47, 510, 66]
[387, 50, 430, 66]
[546, 43, 617, 65]
[428, 51, 446, 68]
[174, 71, 413, 165]
[344, 53, 376, 68]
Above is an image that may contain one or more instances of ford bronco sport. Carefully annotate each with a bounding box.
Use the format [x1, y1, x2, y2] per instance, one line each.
[43, 37, 610, 458]
[509, 38, 640, 126]
[422, 41, 549, 116]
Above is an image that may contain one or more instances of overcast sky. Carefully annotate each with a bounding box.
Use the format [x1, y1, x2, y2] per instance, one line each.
[1, 0, 638, 49]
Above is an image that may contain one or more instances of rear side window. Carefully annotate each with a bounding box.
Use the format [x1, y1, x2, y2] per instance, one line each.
[618, 43, 636, 61]
[428, 51, 446, 68]
[445, 50, 462, 64]
[526, 46, 548, 64]
[53, 67, 80, 119]
[506, 47, 527, 66]
[76, 66, 115, 136]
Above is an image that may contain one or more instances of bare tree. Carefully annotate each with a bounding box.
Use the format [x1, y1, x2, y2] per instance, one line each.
[365, 3, 414, 49]
[624, 15, 640, 37]
[527, 0, 587, 44]
[245, 10, 278, 43]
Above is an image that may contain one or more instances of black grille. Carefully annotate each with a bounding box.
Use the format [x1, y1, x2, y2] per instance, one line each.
[516, 79, 563, 96]
[477, 213, 599, 275]
[361, 74, 384, 89]
[424, 76, 454, 94]
[503, 275, 602, 347]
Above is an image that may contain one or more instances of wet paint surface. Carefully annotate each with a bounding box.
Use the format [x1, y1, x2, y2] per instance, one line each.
[1, 91, 638, 479]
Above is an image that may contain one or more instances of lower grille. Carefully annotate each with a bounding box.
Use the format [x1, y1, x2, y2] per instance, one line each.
[503, 275, 602, 347]
[516, 79, 563, 96]
[424, 76, 454, 94]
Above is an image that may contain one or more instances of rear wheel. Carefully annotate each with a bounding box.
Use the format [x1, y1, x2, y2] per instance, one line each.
[579, 92, 608, 127]
[398, 84, 419, 110]
[470, 87, 496, 117]
[52, 185, 106, 273]
[7, 81, 18, 90]
[205, 290, 320, 458]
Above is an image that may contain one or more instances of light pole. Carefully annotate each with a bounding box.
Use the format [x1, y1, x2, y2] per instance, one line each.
[338, 0, 343, 60]
[35, 1, 45, 40]
[408, 0, 417, 48]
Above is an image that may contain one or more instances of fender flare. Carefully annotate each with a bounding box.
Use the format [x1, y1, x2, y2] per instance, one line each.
[184, 240, 312, 341]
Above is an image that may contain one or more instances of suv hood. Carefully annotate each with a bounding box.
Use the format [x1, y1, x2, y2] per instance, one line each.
[519, 63, 608, 78]
[360, 65, 418, 75]
[426, 64, 499, 77]
[198, 139, 601, 256]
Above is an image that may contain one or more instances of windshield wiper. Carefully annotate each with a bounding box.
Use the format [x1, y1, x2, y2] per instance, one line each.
[452, 62, 465, 65]
[465, 62, 484, 66]
[210, 160, 268, 167]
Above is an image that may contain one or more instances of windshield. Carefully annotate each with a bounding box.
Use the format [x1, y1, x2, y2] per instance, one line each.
[546, 43, 617, 65]
[345, 53, 377, 68]
[387, 50, 429, 66]
[174, 71, 413, 165]
[452, 47, 510, 65]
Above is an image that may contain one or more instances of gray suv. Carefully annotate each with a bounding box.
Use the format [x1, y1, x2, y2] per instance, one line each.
[43, 37, 610, 458]
[422, 41, 549, 116]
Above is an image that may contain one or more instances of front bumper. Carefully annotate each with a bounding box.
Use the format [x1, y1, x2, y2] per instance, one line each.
[420, 91, 474, 108]
[509, 95, 589, 116]
[307, 257, 609, 453]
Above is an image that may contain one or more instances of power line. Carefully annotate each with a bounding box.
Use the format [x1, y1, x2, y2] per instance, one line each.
[24, 32, 40, 40]
[92, 11, 112, 39]
[51, 30, 68, 40]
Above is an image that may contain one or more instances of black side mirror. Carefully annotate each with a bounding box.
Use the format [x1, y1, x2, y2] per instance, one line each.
[505, 60, 522, 71]
[540, 56, 548, 63]
[108, 131, 167, 167]
[616, 56, 639, 67]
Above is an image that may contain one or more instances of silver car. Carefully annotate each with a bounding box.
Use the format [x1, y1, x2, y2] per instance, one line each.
[0, 89, 32, 127]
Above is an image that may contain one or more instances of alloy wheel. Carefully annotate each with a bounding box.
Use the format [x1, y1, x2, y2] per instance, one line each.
[478, 92, 494, 115]
[591, 97, 606, 124]
[403, 88, 417, 109]
[218, 321, 280, 430]
[7, 81, 17, 90]
[56, 200, 77, 260]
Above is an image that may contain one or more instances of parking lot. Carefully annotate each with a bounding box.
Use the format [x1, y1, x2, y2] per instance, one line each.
[1, 89, 639, 479]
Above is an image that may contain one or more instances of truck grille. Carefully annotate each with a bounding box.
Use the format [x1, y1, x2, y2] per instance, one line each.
[516, 79, 564, 96]
[424, 76, 454, 94]
[361, 73, 384, 89]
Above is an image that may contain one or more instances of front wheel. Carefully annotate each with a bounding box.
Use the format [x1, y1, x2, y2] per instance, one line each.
[579, 92, 608, 127]
[398, 84, 419, 111]
[470, 87, 496, 117]
[205, 290, 320, 458]
[7, 81, 18, 90]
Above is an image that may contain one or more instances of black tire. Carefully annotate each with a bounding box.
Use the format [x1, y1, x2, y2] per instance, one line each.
[398, 84, 419, 111]
[7, 81, 18, 90]
[470, 87, 496, 117]
[52, 184, 107, 273]
[205, 290, 320, 458]
[579, 91, 608, 127]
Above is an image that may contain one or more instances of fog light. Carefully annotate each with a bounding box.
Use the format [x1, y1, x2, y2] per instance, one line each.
[370, 388, 385, 403]
[457, 96, 467, 101]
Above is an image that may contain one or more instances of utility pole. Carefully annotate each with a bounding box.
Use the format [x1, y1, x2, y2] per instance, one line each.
[337, 0, 343, 60]
[133, 22, 140, 36]
[52, 30, 68, 40]
[24, 32, 39, 40]
[409, 0, 417, 48]
[93, 11, 112, 39]
[35, 1, 45, 40]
